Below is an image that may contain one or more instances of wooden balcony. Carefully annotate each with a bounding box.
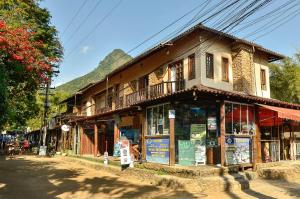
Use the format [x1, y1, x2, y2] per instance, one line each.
[125, 88, 147, 106]
[96, 106, 111, 114]
[121, 80, 185, 107]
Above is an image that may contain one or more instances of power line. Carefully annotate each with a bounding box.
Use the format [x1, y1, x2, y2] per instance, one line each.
[252, 8, 300, 41]
[61, 0, 89, 37]
[65, 0, 123, 59]
[64, 0, 104, 47]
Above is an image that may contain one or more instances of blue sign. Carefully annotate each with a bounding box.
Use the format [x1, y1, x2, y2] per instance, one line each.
[146, 138, 169, 164]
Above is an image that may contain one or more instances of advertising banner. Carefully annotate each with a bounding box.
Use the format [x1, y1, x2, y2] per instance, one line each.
[225, 137, 251, 165]
[146, 138, 169, 164]
[190, 124, 206, 165]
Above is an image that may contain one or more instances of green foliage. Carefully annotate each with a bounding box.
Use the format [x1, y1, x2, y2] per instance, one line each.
[26, 90, 70, 131]
[56, 49, 132, 94]
[0, 0, 63, 130]
[269, 53, 300, 103]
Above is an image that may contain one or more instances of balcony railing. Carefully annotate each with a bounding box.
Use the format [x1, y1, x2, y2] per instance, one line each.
[96, 106, 111, 114]
[121, 80, 185, 107]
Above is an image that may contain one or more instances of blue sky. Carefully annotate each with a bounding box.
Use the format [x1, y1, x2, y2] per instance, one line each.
[40, 0, 300, 87]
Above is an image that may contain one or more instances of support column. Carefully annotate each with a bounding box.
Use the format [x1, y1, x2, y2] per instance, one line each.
[114, 122, 119, 144]
[220, 101, 226, 166]
[94, 124, 99, 157]
[141, 110, 147, 160]
[80, 126, 84, 155]
[169, 117, 175, 166]
[253, 106, 262, 170]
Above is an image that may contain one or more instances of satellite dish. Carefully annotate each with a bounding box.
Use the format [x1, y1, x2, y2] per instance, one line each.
[61, 124, 70, 132]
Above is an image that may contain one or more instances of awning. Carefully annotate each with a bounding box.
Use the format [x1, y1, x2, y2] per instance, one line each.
[259, 104, 300, 122]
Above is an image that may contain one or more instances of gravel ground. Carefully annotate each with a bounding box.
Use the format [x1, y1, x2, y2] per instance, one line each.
[0, 155, 299, 199]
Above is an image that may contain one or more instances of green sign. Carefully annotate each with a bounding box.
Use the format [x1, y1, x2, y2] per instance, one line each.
[190, 124, 206, 143]
[178, 140, 195, 166]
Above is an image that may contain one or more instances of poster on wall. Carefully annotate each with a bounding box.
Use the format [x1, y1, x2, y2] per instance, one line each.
[120, 139, 131, 165]
[194, 140, 206, 165]
[120, 128, 140, 144]
[178, 140, 195, 166]
[225, 137, 251, 165]
[190, 124, 206, 165]
[190, 124, 206, 142]
[207, 117, 217, 131]
[146, 138, 170, 164]
[234, 138, 251, 164]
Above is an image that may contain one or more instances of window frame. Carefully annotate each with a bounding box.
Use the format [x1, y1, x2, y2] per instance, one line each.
[222, 57, 229, 82]
[146, 103, 170, 136]
[260, 69, 267, 90]
[206, 53, 214, 79]
[188, 54, 196, 80]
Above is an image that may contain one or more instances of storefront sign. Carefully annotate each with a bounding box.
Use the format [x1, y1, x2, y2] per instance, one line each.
[178, 140, 195, 166]
[146, 138, 169, 164]
[207, 117, 217, 131]
[120, 140, 131, 165]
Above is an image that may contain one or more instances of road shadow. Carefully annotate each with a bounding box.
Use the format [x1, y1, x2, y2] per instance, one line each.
[0, 157, 197, 199]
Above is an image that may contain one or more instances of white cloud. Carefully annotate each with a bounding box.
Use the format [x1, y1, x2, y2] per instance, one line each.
[80, 45, 90, 54]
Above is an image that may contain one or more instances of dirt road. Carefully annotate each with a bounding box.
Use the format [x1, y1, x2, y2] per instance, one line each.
[0, 156, 299, 199]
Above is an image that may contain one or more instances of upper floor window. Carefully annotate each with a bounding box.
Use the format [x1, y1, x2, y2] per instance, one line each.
[206, 53, 214, 79]
[222, 57, 229, 82]
[188, 54, 195, 80]
[260, 69, 267, 90]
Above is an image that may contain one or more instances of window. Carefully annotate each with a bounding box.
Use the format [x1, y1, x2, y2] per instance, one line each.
[147, 104, 170, 135]
[225, 102, 255, 135]
[222, 57, 229, 82]
[206, 53, 214, 79]
[260, 69, 267, 90]
[188, 54, 196, 80]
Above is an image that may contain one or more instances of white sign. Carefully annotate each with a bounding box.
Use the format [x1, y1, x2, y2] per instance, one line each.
[61, 124, 70, 132]
[120, 140, 131, 165]
[169, 110, 175, 119]
[39, 146, 47, 156]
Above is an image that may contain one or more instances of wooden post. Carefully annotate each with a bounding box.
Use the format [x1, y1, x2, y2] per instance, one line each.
[141, 111, 146, 160]
[253, 106, 262, 169]
[80, 126, 84, 155]
[94, 124, 99, 157]
[103, 124, 107, 153]
[220, 101, 226, 166]
[169, 117, 175, 166]
[114, 122, 119, 144]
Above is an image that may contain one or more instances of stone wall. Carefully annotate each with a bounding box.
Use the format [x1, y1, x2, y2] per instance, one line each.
[232, 43, 255, 95]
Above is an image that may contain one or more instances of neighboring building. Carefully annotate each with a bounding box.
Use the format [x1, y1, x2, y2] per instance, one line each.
[59, 24, 300, 167]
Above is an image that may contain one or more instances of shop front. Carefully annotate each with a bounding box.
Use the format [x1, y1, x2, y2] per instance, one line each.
[224, 102, 255, 165]
[145, 101, 220, 166]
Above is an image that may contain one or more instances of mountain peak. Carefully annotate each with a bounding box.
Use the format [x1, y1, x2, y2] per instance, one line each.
[56, 49, 132, 94]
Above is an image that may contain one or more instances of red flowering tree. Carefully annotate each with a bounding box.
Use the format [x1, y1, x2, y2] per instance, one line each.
[0, 20, 60, 129]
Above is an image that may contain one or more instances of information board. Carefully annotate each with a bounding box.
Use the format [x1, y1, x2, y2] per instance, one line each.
[146, 138, 169, 164]
[120, 140, 131, 165]
[178, 140, 195, 166]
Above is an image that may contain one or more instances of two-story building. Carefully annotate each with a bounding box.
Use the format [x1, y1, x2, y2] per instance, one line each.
[61, 24, 300, 168]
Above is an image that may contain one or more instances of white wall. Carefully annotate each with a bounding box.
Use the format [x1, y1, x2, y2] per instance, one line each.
[184, 40, 234, 91]
[254, 55, 271, 98]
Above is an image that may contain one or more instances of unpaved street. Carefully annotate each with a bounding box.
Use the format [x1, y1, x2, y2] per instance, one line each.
[0, 156, 300, 199]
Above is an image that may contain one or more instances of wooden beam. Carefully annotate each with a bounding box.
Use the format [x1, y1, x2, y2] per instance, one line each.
[114, 122, 119, 144]
[220, 101, 226, 166]
[94, 124, 99, 157]
[169, 117, 175, 166]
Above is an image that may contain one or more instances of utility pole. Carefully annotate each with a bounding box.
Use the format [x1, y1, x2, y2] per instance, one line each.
[42, 81, 50, 146]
